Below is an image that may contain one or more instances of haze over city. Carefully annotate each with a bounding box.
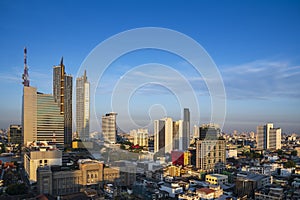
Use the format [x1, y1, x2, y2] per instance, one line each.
[0, 1, 300, 133]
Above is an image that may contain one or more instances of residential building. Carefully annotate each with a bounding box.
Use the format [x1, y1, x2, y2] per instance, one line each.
[256, 123, 281, 150]
[131, 128, 148, 146]
[76, 70, 90, 140]
[205, 174, 228, 185]
[196, 139, 226, 172]
[102, 112, 117, 143]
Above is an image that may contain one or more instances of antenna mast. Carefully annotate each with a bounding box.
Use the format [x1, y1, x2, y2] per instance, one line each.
[22, 47, 30, 86]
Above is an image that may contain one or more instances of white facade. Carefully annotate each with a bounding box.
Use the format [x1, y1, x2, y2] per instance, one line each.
[160, 183, 183, 198]
[102, 112, 117, 143]
[257, 123, 281, 150]
[131, 128, 148, 146]
[24, 144, 62, 183]
[76, 70, 90, 140]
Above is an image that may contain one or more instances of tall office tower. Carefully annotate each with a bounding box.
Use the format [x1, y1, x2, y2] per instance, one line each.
[102, 112, 117, 143]
[154, 117, 173, 155]
[173, 120, 183, 150]
[23, 86, 64, 147]
[196, 139, 226, 173]
[53, 58, 73, 146]
[199, 123, 220, 140]
[183, 108, 190, 150]
[76, 70, 90, 140]
[8, 125, 22, 144]
[22, 49, 64, 147]
[257, 123, 281, 150]
[130, 128, 148, 147]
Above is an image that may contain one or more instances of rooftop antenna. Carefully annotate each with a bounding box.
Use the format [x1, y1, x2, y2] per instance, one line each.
[22, 47, 30, 86]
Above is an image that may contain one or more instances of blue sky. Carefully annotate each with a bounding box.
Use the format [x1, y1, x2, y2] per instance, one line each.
[0, 0, 299, 133]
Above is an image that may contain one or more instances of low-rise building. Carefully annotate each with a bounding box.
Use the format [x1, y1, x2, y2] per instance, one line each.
[235, 172, 272, 199]
[205, 174, 228, 185]
[37, 159, 121, 196]
[24, 141, 62, 183]
[160, 182, 183, 198]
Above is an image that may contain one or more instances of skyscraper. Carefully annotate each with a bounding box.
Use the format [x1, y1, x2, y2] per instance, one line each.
[183, 108, 190, 150]
[102, 112, 117, 143]
[257, 123, 281, 150]
[76, 70, 90, 140]
[53, 58, 73, 147]
[23, 86, 64, 147]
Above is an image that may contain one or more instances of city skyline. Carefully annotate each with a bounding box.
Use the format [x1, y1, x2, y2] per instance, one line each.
[0, 1, 300, 133]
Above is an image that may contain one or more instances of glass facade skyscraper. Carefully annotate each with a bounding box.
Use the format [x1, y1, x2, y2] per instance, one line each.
[53, 59, 73, 147]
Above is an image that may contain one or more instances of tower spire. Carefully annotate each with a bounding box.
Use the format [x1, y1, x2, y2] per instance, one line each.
[22, 47, 30, 86]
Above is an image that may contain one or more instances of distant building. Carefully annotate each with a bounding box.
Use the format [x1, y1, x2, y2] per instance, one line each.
[130, 128, 148, 146]
[196, 139, 226, 172]
[76, 70, 90, 140]
[168, 165, 181, 177]
[257, 123, 281, 150]
[154, 109, 191, 155]
[199, 123, 220, 140]
[53, 58, 73, 147]
[24, 141, 62, 183]
[255, 186, 284, 200]
[171, 150, 190, 166]
[102, 112, 117, 143]
[8, 124, 22, 144]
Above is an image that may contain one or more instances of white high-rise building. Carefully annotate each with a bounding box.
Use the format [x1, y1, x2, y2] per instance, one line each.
[154, 117, 173, 155]
[76, 70, 90, 140]
[257, 123, 281, 150]
[130, 128, 148, 147]
[102, 112, 117, 143]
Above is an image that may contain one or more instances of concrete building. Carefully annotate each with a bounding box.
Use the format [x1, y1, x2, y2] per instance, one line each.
[255, 186, 284, 200]
[154, 111, 189, 155]
[235, 172, 272, 198]
[102, 112, 117, 143]
[8, 124, 22, 144]
[37, 159, 126, 196]
[196, 139, 226, 172]
[256, 123, 281, 150]
[22, 86, 64, 147]
[130, 128, 148, 147]
[76, 70, 90, 140]
[24, 141, 62, 183]
[168, 165, 181, 177]
[205, 174, 228, 185]
[53, 59, 73, 147]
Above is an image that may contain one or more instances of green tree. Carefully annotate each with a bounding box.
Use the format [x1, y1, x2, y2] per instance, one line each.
[291, 150, 297, 157]
[284, 160, 296, 168]
[5, 183, 27, 195]
[277, 149, 283, 156]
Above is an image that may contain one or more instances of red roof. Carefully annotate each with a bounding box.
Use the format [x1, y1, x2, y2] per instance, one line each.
[197, 187, 215, 195]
